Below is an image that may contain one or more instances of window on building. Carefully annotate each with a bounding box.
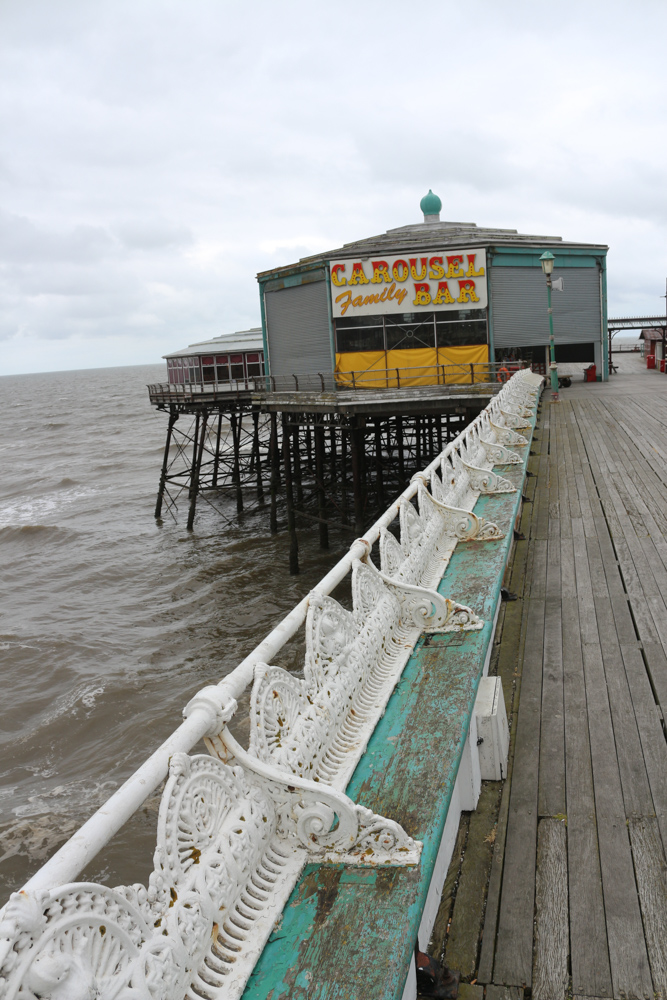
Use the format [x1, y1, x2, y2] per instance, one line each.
[215, 355, 230, 381]
[435, 309, 487, 346]
[201, 355, 215, 383]
[230, 354, 244, 380]
[246, 353, 262, 378]
[385, 313, 436, 350]
[335, 317, 384, 352]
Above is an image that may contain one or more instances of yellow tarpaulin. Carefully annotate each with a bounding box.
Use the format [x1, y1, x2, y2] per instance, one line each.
[334, 345, 490, 387]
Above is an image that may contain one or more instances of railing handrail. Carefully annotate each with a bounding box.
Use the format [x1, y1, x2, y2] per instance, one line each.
[147, 361, 524, 401]
[20, 370, 538, 897]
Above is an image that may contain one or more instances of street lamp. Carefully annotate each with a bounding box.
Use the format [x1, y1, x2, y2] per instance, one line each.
[540, 251, 559, 399]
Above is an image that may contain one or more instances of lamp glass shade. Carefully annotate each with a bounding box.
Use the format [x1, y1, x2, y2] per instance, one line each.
[540, 251, 555, 275]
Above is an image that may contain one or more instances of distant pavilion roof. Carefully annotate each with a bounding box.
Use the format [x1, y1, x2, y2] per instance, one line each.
[164, 327, 263, 359]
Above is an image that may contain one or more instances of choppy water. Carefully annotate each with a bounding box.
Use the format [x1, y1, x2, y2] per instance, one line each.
[0, 365, 347, 896]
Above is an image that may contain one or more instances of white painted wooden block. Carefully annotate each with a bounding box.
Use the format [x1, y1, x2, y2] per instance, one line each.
[474, 676, 510, 780]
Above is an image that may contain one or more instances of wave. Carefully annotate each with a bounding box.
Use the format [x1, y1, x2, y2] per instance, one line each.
[0, 486, 97, 528]
[0, 524, 75, 541]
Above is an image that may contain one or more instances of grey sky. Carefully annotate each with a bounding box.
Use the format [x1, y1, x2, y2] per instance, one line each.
[1, 0, 665, 374]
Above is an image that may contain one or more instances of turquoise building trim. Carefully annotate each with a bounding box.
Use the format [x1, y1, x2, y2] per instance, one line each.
[600, 254, 609, 381]
[486, 249, 495, 359]
[323, 263, 337, 373]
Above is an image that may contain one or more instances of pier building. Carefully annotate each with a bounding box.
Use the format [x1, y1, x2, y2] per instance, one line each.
[163, 327, 264, 388]
[148, 193, 608, 563]
[258, 190, 609, 386]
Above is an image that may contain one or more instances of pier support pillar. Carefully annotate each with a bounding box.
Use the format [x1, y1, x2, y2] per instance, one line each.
[281, 413, 299, 574]
[187, 409, 208, 531]
[252, 410, 264, 502]
[350, 419, 365, 535]
[314, 423, 329, 550]
[375, 420, 385, 509]
[269, 412, 279, 534]
[155, 409, 178, 519]
[212, 412, 224, 488]
[230, 411, 243, 514]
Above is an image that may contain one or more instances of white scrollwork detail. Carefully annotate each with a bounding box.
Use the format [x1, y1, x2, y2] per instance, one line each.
[489, 420, 529, 447]
[420, 488, 504, 542]
[461, 459, 517, 495]
[499, 408, 531, 430]
[479, 438, 522, 466]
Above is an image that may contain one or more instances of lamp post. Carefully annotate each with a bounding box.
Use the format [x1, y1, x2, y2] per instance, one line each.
[540, 250, 559, 399]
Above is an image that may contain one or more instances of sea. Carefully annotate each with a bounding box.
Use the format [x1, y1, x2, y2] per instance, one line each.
[0, 364, 348, 897]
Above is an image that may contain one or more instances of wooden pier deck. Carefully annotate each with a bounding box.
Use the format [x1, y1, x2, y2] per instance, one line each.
[480, 355, 667, 1000]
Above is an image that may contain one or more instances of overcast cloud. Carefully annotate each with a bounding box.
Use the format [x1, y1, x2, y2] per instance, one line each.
[1, 0, 666, 374]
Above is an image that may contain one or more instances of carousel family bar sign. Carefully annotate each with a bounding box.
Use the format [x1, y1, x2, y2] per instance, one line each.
[330, 249, 488, 318]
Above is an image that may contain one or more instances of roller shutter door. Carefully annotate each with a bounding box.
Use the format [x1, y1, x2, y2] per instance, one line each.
[491, 266, 601, 347]
[264, 282, 333, 376]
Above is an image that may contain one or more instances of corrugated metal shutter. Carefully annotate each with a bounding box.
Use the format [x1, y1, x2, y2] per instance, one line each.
[264, 282, 332, 376]
[491, 266, 601, 347]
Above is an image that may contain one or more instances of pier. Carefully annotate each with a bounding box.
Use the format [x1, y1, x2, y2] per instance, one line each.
[148, 361, 506, 568]
[4, 361, 667, 999]
[475, 354, 667, 999]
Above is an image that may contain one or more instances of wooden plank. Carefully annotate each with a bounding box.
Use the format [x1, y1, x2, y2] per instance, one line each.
[532, 818, 569, 1000]
[593, 595, 654, 818]
[445, 783, 501, 978]
[486, 986, 523, 1000]
[581, 641, 653, 999]
[620, 643, 667, 856]
[538, 598, 565, 818]
[428, 815, 469, 961]
[493, 598, 544, 987]
[628, 816, 667, 997]
[477, 766, 512, 984]
[562, 596, 612, 998]
[479, 563, 534, 983]
[641, 641, 667, 724]
[530, 540, 549, 599]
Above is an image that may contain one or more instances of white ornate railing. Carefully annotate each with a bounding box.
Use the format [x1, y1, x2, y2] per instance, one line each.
[0, 370, 542, 1000]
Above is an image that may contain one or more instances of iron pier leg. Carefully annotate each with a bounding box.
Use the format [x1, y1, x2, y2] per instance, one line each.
[305, 422, 313, 473]
[397, 416, 405, 486]
[293, 420, 304, 505]
[314, 422, 329, 549]
[187, 409, 208, 531]
[350, 419, 364, 536]
[212, 411, 223, 488]
[155, 408, 178, 519]
[281, 413, 299, 574]
[269, 412, 279, 534]
[340, 428, 349, 525]
[188, 411, 201, 503]
[375, 420, 385, 509]
[436, 414, 443, 455]
[252, 410, 264, 502]
[230, 411, 243, 513]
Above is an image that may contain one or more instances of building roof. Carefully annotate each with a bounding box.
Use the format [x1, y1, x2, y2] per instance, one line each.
[163, 328, 263, 359]
[640, 328, 664, 340]
[257, 218, 608, 281]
